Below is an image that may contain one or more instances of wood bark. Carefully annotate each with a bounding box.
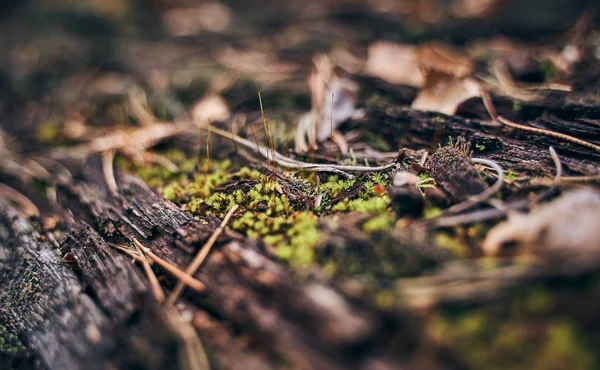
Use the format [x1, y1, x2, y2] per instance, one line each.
[0, 157, 455, 370]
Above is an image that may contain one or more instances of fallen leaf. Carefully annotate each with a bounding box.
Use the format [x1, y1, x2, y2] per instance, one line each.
[411, 42, 479, 115]
[482, 188, 600, 272]
[411, 71, 481, 115]
[365, 41, 425, 87]
[191, 94, 231, 126]
[416, 42, 473, 78]
[295, 54, 360, 152]
[373, 184, 387, 196]
[215, 47, 300, 84]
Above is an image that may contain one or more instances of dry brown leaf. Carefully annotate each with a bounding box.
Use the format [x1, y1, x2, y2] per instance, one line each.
[410, 42, 480, 115]
[483, 188, 600, 272]
[365, 41, 424, 87]
[452, 0, 500, 18]
[296, 54, 360, 152]
[411, 71, 480, 115]
[191, 94, 231, 127]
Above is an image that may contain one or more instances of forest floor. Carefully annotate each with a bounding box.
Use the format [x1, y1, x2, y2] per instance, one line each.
[1, 1, 600, 369]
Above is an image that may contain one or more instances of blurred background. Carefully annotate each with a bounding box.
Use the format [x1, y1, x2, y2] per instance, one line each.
[0, 0, 598, 143]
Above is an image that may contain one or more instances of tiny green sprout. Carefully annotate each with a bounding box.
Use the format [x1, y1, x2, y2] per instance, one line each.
[416, 173, 437, 196]
[505, 169, 517, 183]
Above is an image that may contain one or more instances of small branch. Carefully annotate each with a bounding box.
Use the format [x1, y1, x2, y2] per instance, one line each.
[166, 204, 239, 306]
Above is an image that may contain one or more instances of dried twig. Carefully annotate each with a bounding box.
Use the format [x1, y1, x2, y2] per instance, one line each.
[429, 187, 558, 227]
[498, 116, 600, 153]
[166, 204, 239, 305]
[208, 125, 397, 176]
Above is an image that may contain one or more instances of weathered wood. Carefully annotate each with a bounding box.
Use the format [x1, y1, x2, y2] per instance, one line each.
[0, 199, 182, 370]
[0, 155, 456, 369]
[365, 99, 600, 177]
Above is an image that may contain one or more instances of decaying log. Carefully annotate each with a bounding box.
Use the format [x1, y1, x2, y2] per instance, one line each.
[365, 98, 600, 177]
[0, 156, 456, 369]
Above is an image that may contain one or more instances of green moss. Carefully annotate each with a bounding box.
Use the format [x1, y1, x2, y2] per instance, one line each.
[362, 132, 392, 152]
[423, 206, 442, 219]
[0, 323, 27, 369]
[428, 285, 598, 370]
[123, 148, 398, 269]
[363, 213, 394, 233]
[505, 169, 517, 184]
[435, 233, 466, 257]
[36, 119, 70, 145]
[234, 211, 319, 267]
[375, 290, 396, 309]
[318, 176, 356, 198]
[331, 196, 389, 213]
[0, 325, 25, 353]
[535, 322, 595, 370]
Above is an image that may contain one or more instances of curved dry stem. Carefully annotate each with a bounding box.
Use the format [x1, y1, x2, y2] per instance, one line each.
[209, 125, 397, 173]
[0, 183, 40, 218]
[102, 150, 118, 196]
[549, 146, 563, 184]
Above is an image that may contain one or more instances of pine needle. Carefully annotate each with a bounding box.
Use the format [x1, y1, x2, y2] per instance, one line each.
[133, 238, 165, 302]
[107, 242, 205, 292]
[166, 204, 239, 305]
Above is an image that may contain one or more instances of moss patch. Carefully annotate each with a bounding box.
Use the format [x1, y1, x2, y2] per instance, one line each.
[123, 148, 399, 268]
